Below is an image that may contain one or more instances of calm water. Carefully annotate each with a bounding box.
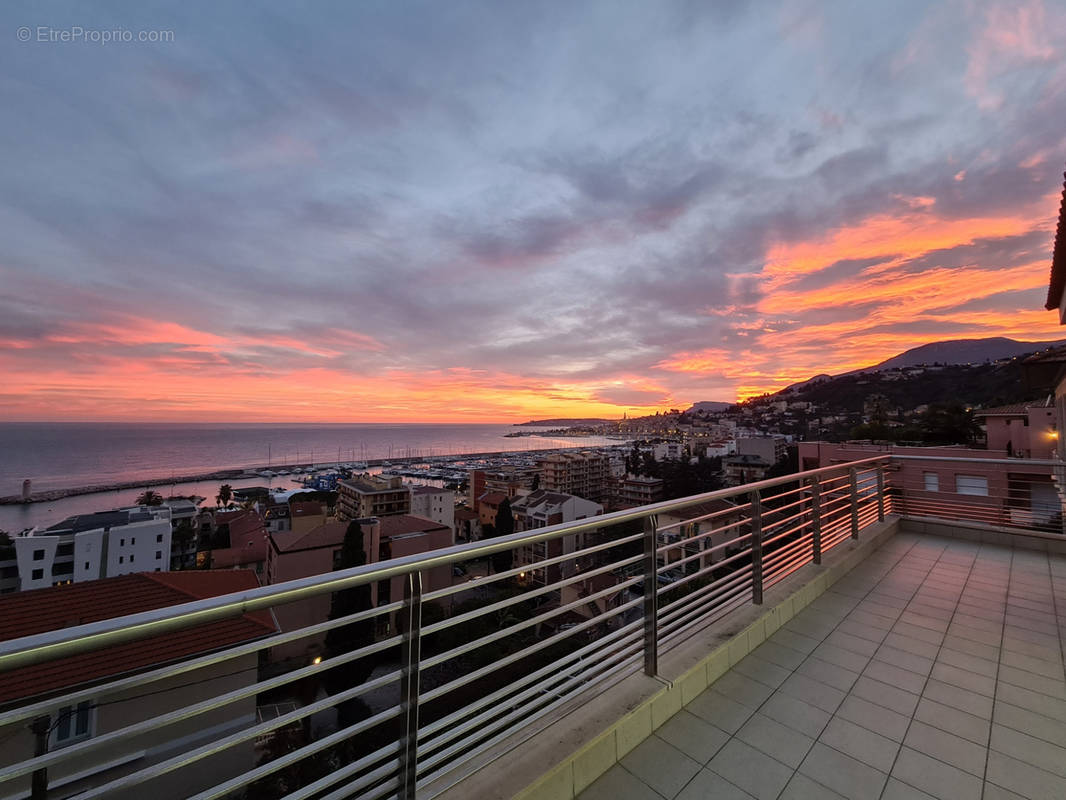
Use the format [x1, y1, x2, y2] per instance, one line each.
[0, 422, 618, 532]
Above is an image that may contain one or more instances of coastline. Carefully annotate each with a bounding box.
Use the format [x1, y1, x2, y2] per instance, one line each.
[0, 444, 626, 506]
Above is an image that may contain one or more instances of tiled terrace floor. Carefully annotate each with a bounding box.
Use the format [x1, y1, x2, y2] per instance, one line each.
[578, 532, 1066, 800]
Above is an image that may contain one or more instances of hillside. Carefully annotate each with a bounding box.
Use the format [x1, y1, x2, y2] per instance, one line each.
[774, 359, 1041, 413]
[868, 337, 1066, 371]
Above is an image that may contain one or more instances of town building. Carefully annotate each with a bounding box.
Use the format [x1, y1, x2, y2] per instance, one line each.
[736, 436, 787, 465]
[409, 485, 455, 533]
[615, 474, 665, 508]
[974, 400, 1057, 458]
[453, 507, 481, 542]
[510, 490, 603, 585]
[539, 451, 611, 504]
[289, 500, 329, 535]
[722, 453, 773, 485]
[202, 510, 269, 575]
[657, 499, 742, 572]
[0, 571, 275, 799]
[14, 506, 174, 592]
[653, 441, 685, 461]
[468, 467, 539, 512]
[336, 474, 410, 520]
[477, 491, 509, 528]
[265, 514, 453, 663]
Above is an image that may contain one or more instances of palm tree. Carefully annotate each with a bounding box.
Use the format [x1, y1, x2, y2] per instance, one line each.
[136, 490, 163, 506]
[216, 484, 233, 508]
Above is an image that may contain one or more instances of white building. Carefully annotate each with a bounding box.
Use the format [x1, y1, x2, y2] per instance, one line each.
[409, 485, 455, 533]
[14, 506, 173, 592]
[705, 440, 737, 458]
[510, 490, 603, 585]
[653, 441, 686, 461]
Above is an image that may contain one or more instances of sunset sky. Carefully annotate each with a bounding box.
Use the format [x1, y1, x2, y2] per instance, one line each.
[2, 0, 1065, 422]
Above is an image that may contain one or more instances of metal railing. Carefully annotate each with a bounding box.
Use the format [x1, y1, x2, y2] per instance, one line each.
[0, 452, 1060, 800]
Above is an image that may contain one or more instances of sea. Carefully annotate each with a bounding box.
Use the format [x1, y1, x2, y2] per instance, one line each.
[0, 422, 621, 533]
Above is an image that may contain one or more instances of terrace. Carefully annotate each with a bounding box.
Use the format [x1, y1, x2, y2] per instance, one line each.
[1, 454, 1065, 800]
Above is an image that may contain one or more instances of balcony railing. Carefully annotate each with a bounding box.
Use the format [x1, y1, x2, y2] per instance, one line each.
[0, 454, 1061, 800]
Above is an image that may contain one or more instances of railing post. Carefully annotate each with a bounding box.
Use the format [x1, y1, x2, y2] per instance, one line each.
[849, 467, 860, 539]
[876, 464, 886, 522]
[809, 478, 822, 565]
[750, 490, 763, 605]
[642, 514, 658, 677]
[398, 572, 423, 800]
[30, 715, 49, 800]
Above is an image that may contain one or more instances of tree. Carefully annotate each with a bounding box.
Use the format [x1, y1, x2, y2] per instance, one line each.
[491, 498, 515, 575]
[216, 484, 233, 508]
[323, 520, 376, 727]
[919, 403, 982, 445]
[531, 473, 540, 491]
[136, 490, 163, 506]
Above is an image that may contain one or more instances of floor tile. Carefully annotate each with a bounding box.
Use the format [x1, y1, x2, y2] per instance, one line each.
[685, 689, 755, 733]
[850, 675, 920, 716]
[986, 750, 1066, 800]
[990, 723, 1066, 778]
[890, 746, 983, 800]
[620, 735, 701, 799]
[707, 739, 793, 800]
[736, 712, 814, 768]
[779, 672, 846, 713]
[875, 644, 934, 676]
[795, 656, 859, 692]
[576, 764, 662, 800]
[864, 659, 928, 694]
[993, 699, 1066, 749]
[811, 642, 870, 673]
[881, 778, 938, 800]
[676, 768, 755, 800]
[928, 662, 995, 697]
[760, 691, 831, 739]
[835, 695, 911, 741]
[921, 678, 992, 719]
[714, 670, 776, 709]
[913, 697, 989, 746]
[818, 715, 899, 772]
[902, 720, 986, 776]
[732, 653, 792, 689]
[798, 741, 887, 800]
[656, 709, 730, 764]
[779, 772, 847, 800]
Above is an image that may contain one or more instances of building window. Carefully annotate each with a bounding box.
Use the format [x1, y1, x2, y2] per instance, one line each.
[157, 534, 163, 543]
[131, 537, 136, 545]
[119, 556, 124, 564]
[956, 475, 989, 496]
[120, 538, 125, 547]
[31, 569, 43, 580]
[156, 551, 162, 560]
[923, 473, 939, 492]
[129, 555, 134, 563]
[84, 562, 90, 571]
[54, 701, 93, 744]
[33, 549, 45, 561]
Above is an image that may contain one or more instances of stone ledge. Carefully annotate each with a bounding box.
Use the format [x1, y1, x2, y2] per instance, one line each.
[428, 517, 900, 800]
[900, 516, 1066, 554]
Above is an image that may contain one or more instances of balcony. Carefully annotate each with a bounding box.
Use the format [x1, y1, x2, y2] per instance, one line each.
[1, 455, 1065, 799]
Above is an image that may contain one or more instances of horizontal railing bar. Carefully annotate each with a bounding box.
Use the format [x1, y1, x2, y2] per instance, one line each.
[0, 458, 889, 671]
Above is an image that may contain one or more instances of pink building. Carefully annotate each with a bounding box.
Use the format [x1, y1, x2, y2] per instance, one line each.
[974, 400, 1057, 458]
[798, 442, 1060, 530]
[266, 514, 453, 664]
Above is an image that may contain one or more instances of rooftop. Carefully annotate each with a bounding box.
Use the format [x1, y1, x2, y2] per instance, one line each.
[577, 531, 1066, 800]
[0, 571, 275, 704]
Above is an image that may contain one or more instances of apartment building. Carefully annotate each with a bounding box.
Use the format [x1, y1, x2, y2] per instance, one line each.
[539, 451, 611, 504]
[409, 485, 455, 533]
[468, 467, 539, 512]
[336, 474, 410, 520]
[974, 400, 1057, 458]
[615, 474, 665, 509]
[510, 489, 603, 585]
[736, 436, 787, 465]
[14, 506, 174, 592]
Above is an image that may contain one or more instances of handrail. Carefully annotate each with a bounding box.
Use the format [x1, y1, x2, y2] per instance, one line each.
[0, 456, 888, 672]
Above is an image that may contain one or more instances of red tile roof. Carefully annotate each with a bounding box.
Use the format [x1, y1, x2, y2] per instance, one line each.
[290, 501, 325, 518]
[378, 514, 448, 539]
[0, 571, 276, 705]
[270, 521, 349, 553]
